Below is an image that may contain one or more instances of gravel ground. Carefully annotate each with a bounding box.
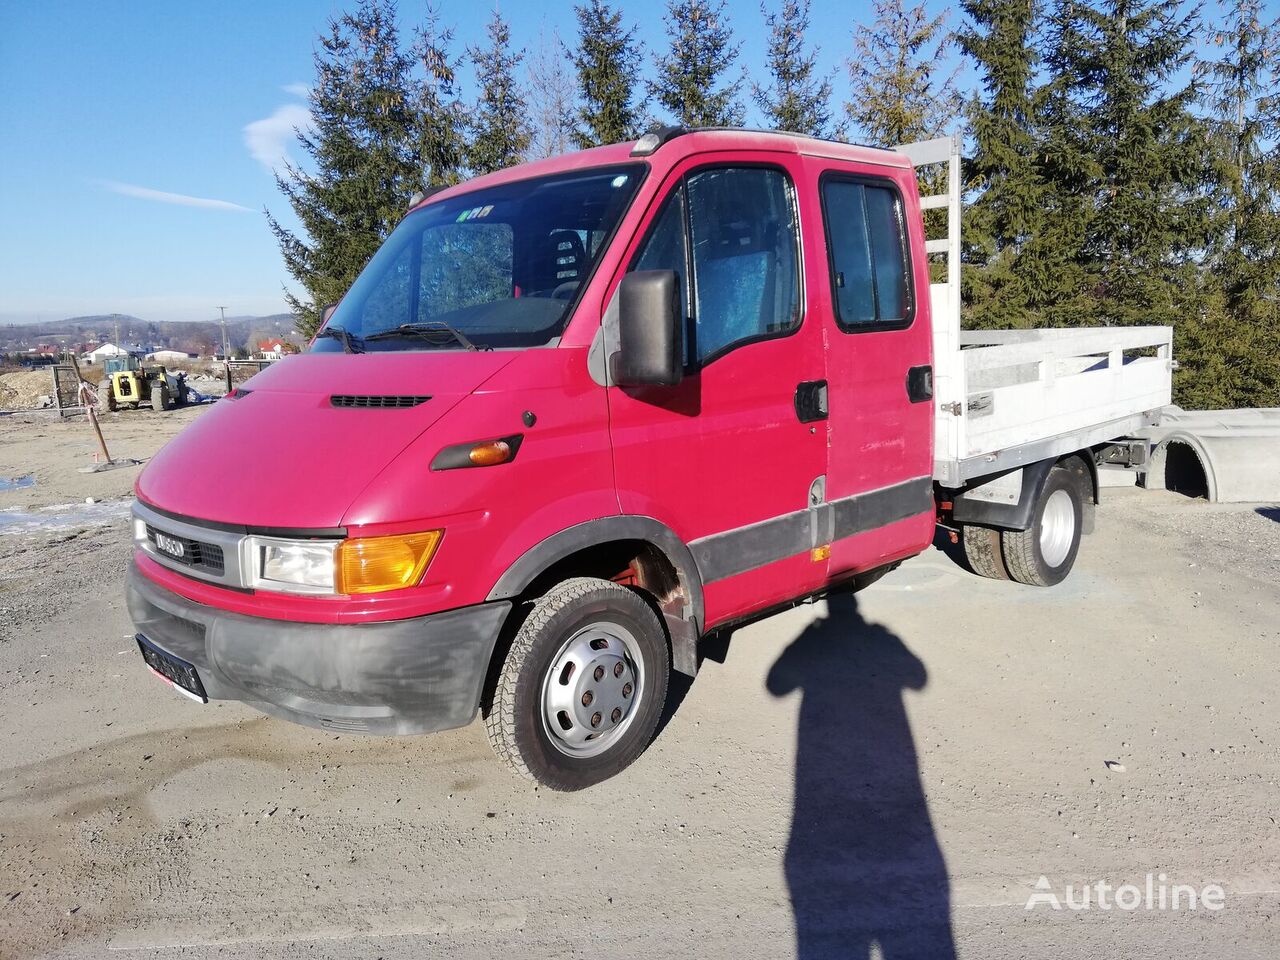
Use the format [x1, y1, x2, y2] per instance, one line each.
[1, 410, 1277, 959]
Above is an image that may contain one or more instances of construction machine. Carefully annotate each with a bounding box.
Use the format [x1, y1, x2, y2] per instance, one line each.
[98, 356, 188, 414]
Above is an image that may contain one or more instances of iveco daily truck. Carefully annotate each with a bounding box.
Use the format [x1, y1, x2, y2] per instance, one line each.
[128, 128, 1173, 789]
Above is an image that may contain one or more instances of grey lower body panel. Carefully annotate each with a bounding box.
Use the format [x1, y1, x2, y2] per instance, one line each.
[690, 476, 934, 584]
[127, 562, 511, 735]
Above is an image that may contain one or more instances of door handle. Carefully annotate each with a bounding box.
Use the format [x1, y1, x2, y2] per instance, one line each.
[906, 365, 933, 403]
[795, 380, 828, 423]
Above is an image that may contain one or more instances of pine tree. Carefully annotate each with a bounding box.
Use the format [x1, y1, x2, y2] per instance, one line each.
[1022, 0, 1101, 327]
[413, 5, 467, 187]
[752, 0, 833, 137]
[266, 0, 421, 338]
[1192, 0, 1280, 406]
[957, 0, 1045, 329]
[1079, 0, 1207, 330]
[845, 0, 959, 146]
[572, 0, 645, 147]
[651, 0, 745, 127]
[467, 10, 532, 175]
[527, 30, 578, 159]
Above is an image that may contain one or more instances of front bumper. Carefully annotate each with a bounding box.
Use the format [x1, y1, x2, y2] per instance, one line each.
[127, 561, 512, 735]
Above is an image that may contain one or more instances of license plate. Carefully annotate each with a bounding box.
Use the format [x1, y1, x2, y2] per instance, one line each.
[137, 635, 208, 703]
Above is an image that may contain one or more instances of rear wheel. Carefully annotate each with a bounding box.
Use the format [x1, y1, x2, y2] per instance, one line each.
[1001, 466, 1083, 586]
[485, 577, 670, 791]
[962, 524, 1009, 580]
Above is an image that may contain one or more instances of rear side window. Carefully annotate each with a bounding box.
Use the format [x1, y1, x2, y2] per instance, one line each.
[821, 178, 911, 330]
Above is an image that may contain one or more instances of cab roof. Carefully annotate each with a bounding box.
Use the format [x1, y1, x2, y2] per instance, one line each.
[418, 127, 910, 209]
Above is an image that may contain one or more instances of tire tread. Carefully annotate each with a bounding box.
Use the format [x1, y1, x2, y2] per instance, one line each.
[962, 525, 1009, 580]
[484, 577, 664, 788]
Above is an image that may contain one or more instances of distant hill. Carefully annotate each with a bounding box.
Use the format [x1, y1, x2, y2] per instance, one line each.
[0, 314, 301, 355]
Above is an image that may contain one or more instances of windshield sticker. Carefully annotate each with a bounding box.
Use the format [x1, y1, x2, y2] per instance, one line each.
[456, 205, 495, 222]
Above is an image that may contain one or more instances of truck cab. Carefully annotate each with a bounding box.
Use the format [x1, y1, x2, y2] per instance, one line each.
[128, 128, 1170, 789]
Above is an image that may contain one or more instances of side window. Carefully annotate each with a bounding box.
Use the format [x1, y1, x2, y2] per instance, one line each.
[628, 166, 801, 368]
[822, 179, 911, 330]
[687, 167, 800, 362]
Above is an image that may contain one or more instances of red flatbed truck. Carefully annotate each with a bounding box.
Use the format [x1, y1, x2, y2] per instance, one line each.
[128, 128, 1172, 788]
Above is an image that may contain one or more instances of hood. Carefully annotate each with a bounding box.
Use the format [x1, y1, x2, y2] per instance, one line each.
[136, 351, 515, 528]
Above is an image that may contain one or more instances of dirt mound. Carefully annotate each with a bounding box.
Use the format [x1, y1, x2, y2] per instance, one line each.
[0, 370, 57, 409]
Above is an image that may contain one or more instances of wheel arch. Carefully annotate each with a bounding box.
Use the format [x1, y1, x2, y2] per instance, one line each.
[951, 451, 1098, 533]
[485, 516, 705, 677]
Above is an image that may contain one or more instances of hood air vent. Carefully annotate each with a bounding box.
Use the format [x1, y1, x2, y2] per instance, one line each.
[330, 395, 430, 409]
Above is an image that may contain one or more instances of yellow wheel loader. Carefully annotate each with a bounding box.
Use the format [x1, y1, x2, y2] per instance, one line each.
[97, 357, 188, 414]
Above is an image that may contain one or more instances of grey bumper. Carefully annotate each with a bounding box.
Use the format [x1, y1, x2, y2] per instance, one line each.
[127, 562, 511, 735]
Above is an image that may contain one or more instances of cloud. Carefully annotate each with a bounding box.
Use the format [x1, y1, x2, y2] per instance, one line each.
[244, 103, 314, 174]
[282, 82, 310, 98]
[100, 180, 253, 212]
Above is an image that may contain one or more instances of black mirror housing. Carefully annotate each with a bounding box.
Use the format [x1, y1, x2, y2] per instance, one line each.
[614, 270, 682, 387]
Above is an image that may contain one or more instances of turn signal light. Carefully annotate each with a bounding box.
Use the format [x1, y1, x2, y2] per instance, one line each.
[468, 440, 512, 466]
[335, 530, 443, 594]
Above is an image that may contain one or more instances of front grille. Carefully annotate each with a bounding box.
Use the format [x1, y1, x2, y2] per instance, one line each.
[330, 395, 430, 409]
[145, 524, 225, 575]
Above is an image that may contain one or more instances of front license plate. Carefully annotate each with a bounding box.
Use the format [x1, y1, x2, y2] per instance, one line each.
[137, 635, 208, 703]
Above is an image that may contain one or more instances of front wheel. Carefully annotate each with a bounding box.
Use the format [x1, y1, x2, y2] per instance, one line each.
[485, 577, 670, 791]
[1001, 466, 1083, 586]
[96, 382, 115, 414]
[150, 382, 171, 413]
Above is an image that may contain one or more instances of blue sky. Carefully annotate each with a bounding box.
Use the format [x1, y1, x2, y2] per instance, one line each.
[1, 0, 967, 325]
[0, 0, 1220, 325]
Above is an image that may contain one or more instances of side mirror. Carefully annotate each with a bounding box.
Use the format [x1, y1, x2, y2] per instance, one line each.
[320, 302, 338, 327]
[613, 270, 682, 387]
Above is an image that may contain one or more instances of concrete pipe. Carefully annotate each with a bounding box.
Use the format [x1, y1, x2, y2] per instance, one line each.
[1141, 407, 1280, 503]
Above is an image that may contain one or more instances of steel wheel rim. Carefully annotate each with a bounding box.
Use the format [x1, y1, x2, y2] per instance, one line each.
[1039, 488, 1075, 568]
[540, 621, 644, 758]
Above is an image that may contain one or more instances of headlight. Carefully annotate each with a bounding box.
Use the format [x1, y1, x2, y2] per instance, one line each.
[246, 531, 442, 595]
[248, 537, 338, 593]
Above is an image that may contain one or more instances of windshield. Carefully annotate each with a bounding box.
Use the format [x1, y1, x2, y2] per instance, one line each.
[313, 164, 645, 352]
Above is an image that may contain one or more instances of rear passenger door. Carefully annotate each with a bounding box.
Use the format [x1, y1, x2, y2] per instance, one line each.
[605, 156, 829, 626]
[814, 167, 936, 579]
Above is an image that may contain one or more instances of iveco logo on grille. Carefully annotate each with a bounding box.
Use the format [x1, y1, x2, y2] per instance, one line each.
[154, 532, 185, 559]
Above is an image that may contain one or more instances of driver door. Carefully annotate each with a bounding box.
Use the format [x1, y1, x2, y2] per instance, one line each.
[603, 154, 829, 627]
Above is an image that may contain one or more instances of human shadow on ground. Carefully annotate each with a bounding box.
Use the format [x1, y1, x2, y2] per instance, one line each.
[766, 594, 956, 959]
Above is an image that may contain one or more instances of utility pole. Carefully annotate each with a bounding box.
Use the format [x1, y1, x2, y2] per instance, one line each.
[218, 306, 232, 395]
[217, 306, 229, 359]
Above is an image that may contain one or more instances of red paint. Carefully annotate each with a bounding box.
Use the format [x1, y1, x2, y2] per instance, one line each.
[134, 130, 936, 632]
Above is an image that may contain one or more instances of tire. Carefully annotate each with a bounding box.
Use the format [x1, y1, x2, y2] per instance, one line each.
[1001, 466, 1083, 586]
[96, 382, 115, 414]
[150, 382, 170, 412]
[962, 524, 1009, 580]
[485, 577, 670, 791]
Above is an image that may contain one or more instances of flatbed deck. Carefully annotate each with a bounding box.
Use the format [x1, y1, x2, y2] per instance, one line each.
[896, 136, 1175, 488]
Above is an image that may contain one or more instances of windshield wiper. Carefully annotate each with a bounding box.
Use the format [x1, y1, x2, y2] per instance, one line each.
[364, 322, 486, 351]
[315, 325, 362, 353]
